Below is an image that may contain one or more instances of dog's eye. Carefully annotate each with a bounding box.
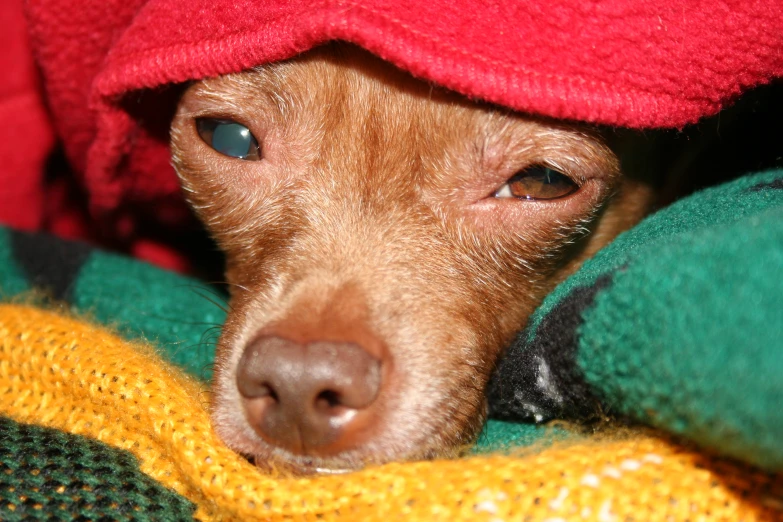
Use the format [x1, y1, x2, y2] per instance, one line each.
[196, 118, 261, 160]
[494, 166, 578, 200]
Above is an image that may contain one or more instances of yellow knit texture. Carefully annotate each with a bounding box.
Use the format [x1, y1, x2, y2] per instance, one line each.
[1, 303, 781, 521]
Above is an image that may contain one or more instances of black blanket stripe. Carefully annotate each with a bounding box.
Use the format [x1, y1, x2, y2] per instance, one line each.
[10, 230, 94, 303]
[488, 274, 613, 422]
[747, 178, 783, 192]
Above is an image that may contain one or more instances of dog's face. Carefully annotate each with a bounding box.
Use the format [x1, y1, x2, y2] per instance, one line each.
[170, 45, 653, 473]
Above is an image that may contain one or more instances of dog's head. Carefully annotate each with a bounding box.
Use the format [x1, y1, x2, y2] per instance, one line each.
[170, 44, 653, 473]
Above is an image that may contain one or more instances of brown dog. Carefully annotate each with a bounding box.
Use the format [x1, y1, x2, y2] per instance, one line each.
[170, 44, 656, 473]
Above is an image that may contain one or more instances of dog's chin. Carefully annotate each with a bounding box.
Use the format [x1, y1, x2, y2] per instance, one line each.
[242, 433, 467, 476]
[250, 452, 365, 476]
[245, 433, 475, 476]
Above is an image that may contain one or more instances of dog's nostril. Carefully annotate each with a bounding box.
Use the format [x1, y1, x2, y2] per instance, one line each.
[236, 370, 278, 400]
[236, 335, 385, 455]
[258, 383, 278, 402]
[315, 389, 342, 410]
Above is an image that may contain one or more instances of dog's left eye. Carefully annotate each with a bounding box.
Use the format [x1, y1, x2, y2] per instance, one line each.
[494, 166, 578, 200]
[196, 118, 261, 160]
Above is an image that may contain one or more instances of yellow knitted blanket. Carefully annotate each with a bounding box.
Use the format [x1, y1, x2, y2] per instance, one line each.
[1, 303, 781, 521]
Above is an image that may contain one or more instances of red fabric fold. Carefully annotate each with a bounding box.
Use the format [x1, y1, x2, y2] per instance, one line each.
[6, 0, 783, 268]
[0, 0, 54, 231]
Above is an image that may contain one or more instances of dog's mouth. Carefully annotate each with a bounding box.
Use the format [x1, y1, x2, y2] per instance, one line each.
[241, 417, 479, 476]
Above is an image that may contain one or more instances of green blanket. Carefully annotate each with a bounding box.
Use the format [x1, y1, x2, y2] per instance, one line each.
[489, 169, 783, 470]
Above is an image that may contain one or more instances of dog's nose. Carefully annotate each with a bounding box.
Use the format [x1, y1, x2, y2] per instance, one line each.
[236, 335, 383, 455]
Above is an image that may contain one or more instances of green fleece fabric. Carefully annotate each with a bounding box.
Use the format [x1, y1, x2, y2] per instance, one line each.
[72, 252, 225, 381]
[0, 228, 28, 299]
[528, 171, 783, 336]
[0, 229, 223, 381]
[577, 172, 783, 470]
[489, 169, 783, 471]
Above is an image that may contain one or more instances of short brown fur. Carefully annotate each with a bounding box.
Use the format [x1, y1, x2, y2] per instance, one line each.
[170, 44, 656, 472]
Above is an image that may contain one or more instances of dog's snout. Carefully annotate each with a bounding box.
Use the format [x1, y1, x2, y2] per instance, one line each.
[236, 335, 383, 455]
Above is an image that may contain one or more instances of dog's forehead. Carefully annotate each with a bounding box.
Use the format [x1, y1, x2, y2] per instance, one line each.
[187, 50, 497, 137]
[179, 46, 615, 193]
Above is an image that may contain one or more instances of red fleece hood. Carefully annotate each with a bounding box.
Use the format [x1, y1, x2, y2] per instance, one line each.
[7, 0, 783, 268]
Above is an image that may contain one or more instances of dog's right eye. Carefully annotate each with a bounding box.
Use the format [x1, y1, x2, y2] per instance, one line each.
[494, 166, 579, 200]
[196, 118, 261, 160]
